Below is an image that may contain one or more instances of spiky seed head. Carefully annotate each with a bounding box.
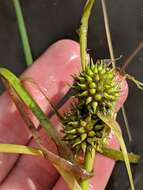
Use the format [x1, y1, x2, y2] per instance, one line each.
[73, 60, 120, 114]
[63, 107, 105, 154]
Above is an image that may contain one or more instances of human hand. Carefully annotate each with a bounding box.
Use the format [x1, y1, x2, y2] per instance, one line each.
[0, 40, 128, 190]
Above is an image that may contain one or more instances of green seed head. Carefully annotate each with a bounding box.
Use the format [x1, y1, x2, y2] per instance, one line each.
[63, 106, 106, 154]
[73, 60, 120, 114]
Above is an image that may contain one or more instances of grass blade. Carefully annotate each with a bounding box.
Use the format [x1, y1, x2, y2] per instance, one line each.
[97, 111, 135, 190]
[0, 67, 74, 161]
[0, 143, 82, 190]
[98, 146, 140, 163]
[8, 85, 92, 180]
[0, 143, 42, 156]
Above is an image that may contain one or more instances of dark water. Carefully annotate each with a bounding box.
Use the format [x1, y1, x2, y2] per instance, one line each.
[0, 0, 143, 189]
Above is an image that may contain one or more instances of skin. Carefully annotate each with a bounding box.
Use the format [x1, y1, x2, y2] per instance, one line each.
[0, 40, 128, 190]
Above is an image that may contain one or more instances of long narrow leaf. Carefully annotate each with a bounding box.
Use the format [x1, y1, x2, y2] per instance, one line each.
[0, 143, 43, 156]
[98, 146, 140, 164]
[97, 111, 135, 190]
[0, 143, 81, 190]
[0, 67, 73, 161]
[7, 86, 92, 181]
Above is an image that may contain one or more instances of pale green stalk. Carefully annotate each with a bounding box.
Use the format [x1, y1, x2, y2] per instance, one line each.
[98, 146, 139, 163]
[80, 148, 95, 190]
[79, 1, 96, 189]
[12, 0, 33, 66]
[79, 0, 95, 71]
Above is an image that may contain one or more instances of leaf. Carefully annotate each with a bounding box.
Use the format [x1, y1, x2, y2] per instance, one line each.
[0, 143, 82, 190]
[3, 74, 92, 182]
[0, 67, 74, 162]
[98, 146, 140, 164]
[0, 143, 43, 156]
[97, 111, 135, 190]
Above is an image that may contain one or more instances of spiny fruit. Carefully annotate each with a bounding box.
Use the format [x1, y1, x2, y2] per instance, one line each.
[63, 105, 108, 154]
[73, 60, 120, 114]
[63, 60, 120, 154]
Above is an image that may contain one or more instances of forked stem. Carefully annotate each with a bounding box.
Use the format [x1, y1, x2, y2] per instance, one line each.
[125, 74, 143, 90]
[79, 0, 95, 71]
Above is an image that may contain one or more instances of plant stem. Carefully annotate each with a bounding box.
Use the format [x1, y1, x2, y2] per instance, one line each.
[101, 0, 115, 69]
[79, 1, 96, 189]
[12, 0, 33, 66]
[79, 0, 95, 71]
[121, 105, 132, 142]
[121, 41, 143, 71]
[98, 146, 140, 163]
[80, 147, 95, 190]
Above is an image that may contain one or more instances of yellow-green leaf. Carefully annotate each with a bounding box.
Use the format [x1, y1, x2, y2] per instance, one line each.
[98, 146, 140, 164]
[97, 111, 135, 190]
[0, 67, 74, 162]
[0, 143, 43, 156]
[0, 143, 82, 190]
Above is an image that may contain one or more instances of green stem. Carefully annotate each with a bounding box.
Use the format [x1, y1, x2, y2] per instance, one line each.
[80, 147, 95, 190]
[98, 146, 140, 163]
[101, 0, 115, 69]
[12, 0, 33, 66]
[79, 0, 95, 71]
[121, 105, 132, 142]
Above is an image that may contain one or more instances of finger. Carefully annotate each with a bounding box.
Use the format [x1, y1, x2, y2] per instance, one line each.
[4, 67, 127, 190]
[2, 69, 129, 189]
[0, 38, 129, 189]
[0, 39, 80, 183]
[52, 178, 69, 190]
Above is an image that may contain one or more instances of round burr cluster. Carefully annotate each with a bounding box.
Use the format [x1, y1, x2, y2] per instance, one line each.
[63, 60, 119, 154]
[63, 105, 106, 154]
[73, 61, 119, 114]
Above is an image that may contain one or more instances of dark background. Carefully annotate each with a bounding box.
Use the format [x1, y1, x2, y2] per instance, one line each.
[0, 0, 143, 189]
